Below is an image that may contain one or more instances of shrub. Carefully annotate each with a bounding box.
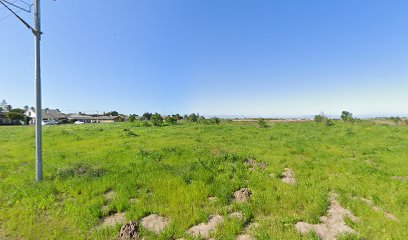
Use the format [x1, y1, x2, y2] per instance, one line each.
[325, 119, 335, 126]
[341, 111, 354, 122]
[211, 117, 221, 124]
[129, 115, 136, 122]
[151, 113, 163, 126]
[187, 113, 199, 122]
[165, 116, 177, 125]
[258, 118, 268, 128]
[314, 114, 325, 123]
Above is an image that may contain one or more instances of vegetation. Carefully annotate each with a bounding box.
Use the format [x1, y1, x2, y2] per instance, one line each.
[341, 111, 354, 123]
[150, 113, 163, 126]
[257, 118, 268, 128]
[0, 121, 407, 239]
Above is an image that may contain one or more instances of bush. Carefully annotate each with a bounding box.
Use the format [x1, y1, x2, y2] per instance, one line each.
[165, 116, 177, 125]
[258, 118, 268, 128]
[314, 113, 334, 126]
[187, 113, 199, 122]
[211, 117, 221, 124]
[325, 119, 334, 126]
[341, 111, 354, 122]
[141, 112, 152, 120]
[314, 114, 325, 123]
[151, 113, 163, 126]
[129, 115, 136, 122]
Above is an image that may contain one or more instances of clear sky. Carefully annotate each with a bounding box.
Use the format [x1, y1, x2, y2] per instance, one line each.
[0, 0, 407, 117]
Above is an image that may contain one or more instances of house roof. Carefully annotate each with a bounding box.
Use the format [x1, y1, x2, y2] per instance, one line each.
[67, 114, 119, 120]
[27, 108, 66, 119]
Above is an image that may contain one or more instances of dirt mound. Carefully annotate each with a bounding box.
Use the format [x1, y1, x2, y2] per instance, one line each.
[356, 197, 398, 221]
[187, 215, 224, 238]
[208, 196, 218, 202]
[281, 168, 296, 185]
[237, 234, 254, 240]
[118, 221, 139, 240]
[245, 158, 267, 170]
[391, 176, 408, 181]
[104, 190, 116, 201]
[140, 214, 170, 234]
[295, 193, 358, 240]
[229, 212, 243, 220]
[99, 212, 127, 228]
[234, 188, 252, 203]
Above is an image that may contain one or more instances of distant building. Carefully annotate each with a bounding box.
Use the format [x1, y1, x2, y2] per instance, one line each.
[24, 108, 67, 124]
[67, 113, 120, 123]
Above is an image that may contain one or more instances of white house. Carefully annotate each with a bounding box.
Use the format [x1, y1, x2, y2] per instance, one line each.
[24, 108, 67, 124]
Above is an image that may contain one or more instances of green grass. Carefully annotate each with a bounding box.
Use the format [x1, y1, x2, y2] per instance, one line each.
[0, 121, 407, 239]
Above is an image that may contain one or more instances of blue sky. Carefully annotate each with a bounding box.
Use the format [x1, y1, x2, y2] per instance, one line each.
[0, 0, 407, 117]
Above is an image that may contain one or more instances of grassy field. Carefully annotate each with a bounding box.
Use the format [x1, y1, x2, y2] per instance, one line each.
[0, 121, 407, 239]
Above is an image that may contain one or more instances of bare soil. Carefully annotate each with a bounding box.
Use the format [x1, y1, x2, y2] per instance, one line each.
[295, 193, 358, 240]
[187, 215, 224, 238]
[99, 212, 127, 228]
[281, 168, 296, 185]
[228, 212, 243, 220]
[356, 197, 398, 221]
[234, 188, 252, 203]
[140, 214, 170, 234]
[237, 234, 255, 240]
[245, 158, 267, 170]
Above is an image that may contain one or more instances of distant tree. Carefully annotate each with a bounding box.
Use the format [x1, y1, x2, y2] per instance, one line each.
[211, 117, 221, 124]
[174, 114, 183, 120]
[258, 118, 268, 128]
[151, 113, 163, 126]
[129, 115, 136, 122]
[105, 111, 119, 116]
[325, 119, 335, 126]
[165, 115, 177, 125]
[187, 113, 199, 122]
[0, 100, 11, 112]
[24, 105, 29, 111]
[314, 114, 326, 123]
[5, 112, 24, 121]
[198, 116, 206, 123]
[10, 108, 25, 114]
[142, 112, 153, 120]
[341, 111, 354, 122]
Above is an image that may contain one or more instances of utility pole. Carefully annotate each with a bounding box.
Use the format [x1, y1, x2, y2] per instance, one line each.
[34, 0, 42, 181]
[0, 0, 43, 181]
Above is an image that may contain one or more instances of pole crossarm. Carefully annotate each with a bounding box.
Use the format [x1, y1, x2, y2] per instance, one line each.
[0, 0, 40, 35]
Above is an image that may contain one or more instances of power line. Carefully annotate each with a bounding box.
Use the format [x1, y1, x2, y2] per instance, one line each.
[0, 0, 35, 33]
[0, 0, 32, 22]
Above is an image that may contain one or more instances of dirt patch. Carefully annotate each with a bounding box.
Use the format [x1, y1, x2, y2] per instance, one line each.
[391, 176, 408, 181]
[99, 212, 127, 228]
[295, 193, 358, 240]
[234, 188, 252, 203]
[187, 215, 224, 238]
[244, 222, 259, 232]
[129, 198, 139, 204]
[104, 190, 116, 201]
[229, 212, 243, 220]
[140, 214, 170, 234]
[118, 221, 139, 240]
[245, 158, 267, 170]
[237, 234, 254, 240]
[281, 168, 296, 185]
[355, 197, 398, 221]
[208, 196, 218, 202]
